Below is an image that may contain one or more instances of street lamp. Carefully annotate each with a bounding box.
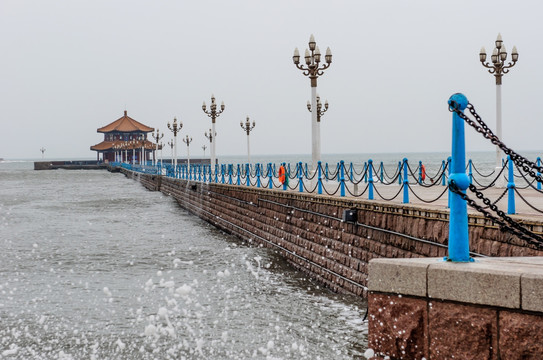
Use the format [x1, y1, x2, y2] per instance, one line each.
[167, 139, 174, 165]
[293, 34, 332, 171]
[183, 135, 193, 169]
[240, 116, 256, 163]
[167, 117, 183, 169]
[202, 94, 225, 169]
[205, 128, 216, 157]
[202, 144, 207, 158]
[480, 33, 518, 182]
[40, 147, 46, 159]
[159, 141, 164, 167]
[139, 134, 146, 165]
[152, 129, 164, 166]
[307, 94, 329, 122]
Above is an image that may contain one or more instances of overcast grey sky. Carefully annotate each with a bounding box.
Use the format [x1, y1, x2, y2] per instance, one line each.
[1, 0, 542, 160]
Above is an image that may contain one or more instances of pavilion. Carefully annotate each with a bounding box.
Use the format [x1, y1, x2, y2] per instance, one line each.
[90, 110, 156, 163]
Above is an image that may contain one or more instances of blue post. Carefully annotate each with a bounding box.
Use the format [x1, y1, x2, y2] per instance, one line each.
[418, 161, 423, 183]
[189, 165, 192, 180]
[398, 161, 402, 185]
[363, 162, 368, 183]
[256, 164, 261, 188]
[538, 157, 542, 190]
[282, 163, 288, 191]
[447, 156, 452, 208]
[236, 164, 241, 185]
[221, 165, 225, 184]
[305, 163, 309, 177]
[349, 162, 354, 182]
[228, 165, 233, 185]
[380, 162, 384, 183]
[447, 93, 471, 262]
[441, 160, 446, 186]
[298, 162, 303, 193]
[340, 160, 345, 197]
[268, 163, 273, 189]
[468, 159, 473, 184]
[215, 164, 219, 183]
[317, 161, 323, 194]
[368, 159, 374, 200]
[203, 165, 206, 183]
[325, 163, 329, 181]
[246, 164, 250, 186]
[507, 155, 516, 214]
[402, 158, 409, 204]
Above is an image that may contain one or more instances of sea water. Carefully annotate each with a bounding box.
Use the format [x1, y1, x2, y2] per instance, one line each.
[0, 160, 367, 359]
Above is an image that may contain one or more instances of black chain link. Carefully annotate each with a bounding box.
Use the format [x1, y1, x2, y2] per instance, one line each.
[449, 180, 543, 248]
[450, 102, 543, 183]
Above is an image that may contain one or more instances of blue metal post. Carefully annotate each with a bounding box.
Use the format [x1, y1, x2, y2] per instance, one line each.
[468, 159, 473, 184]
[246, 164, 250, 186]
[368, 159, 374, 200]
[507, 156, 516, 214]
[220, 165, 225, 184]
[380, 162, 384, 183]
[282, 163, 288, 191]
[538, 157, 542, 190]
[447, 93, 471, 262]
[298, 162, 303, 192]
[214, 164, 218, 183]
[350, 162, 354, 182]
[203, 165, 206, 183]
[305, 163, 309, 177]
[402, 158, 409, 204]
[325, 163, 329, 181]
[236, 164, 241, 185]
[340, 160, 345, 197]
[228, 165, 233, 185]
[256, 164, 261, 188]
[364, 162, 368, 183]
[418, 161, 423, 183]
[268, 163, 273, 189]
[398, 161, 402, 185]
[317, 161, 323, 194]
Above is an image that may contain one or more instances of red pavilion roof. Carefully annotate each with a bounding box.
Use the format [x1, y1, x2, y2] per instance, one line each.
[97, 111, 154, 133]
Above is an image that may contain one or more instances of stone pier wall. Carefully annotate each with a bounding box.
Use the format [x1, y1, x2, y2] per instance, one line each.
[119, 169, 543, 297]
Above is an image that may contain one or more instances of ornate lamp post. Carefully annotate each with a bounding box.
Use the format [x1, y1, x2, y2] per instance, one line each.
[139, 134, 146, 165]
[240, 116, 256, 163]
[131, 139, 136, 164]
[202, 94, 225, 169]
[167, 117, 183, 169]
[307, 94, 329, 122]
[202, 144, 207, 158]
[167, 139, 174, 165]
[293, 34, 332, 171]
[205, 128, 215, 158]
[152, 129, 163, 166]
[40, 147, 46, 159]
[183, 135, 193, 169]
[479, 33, 518, 180]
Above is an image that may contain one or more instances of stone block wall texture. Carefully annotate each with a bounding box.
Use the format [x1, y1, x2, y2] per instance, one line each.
[368, 293, 543, 360]
[120, 170, 543, 297]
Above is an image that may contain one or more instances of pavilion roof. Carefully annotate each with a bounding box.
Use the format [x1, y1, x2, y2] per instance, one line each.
[97, 111, 154, 133]
[90, 139, 159, 152]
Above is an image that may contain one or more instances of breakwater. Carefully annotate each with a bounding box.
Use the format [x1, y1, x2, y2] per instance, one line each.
[119, 168, 543, 297]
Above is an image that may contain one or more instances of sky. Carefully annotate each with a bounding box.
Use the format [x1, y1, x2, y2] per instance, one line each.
[1, 0, 542, 160]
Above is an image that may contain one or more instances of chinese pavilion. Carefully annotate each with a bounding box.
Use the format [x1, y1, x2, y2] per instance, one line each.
[90, 110, 156, 163]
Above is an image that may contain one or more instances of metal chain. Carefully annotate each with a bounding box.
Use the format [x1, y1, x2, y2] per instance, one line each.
[449, 181, 543, 248]
[450, 102, 543, 183]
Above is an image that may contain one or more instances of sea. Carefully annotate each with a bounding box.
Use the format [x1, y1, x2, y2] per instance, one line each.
[1, 151, 540, 359]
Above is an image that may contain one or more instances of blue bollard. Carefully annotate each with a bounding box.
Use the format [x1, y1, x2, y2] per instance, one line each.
[268, 163, 273, 189]
[298, 162, 304, 192]
[236, 164, 241, 185]
[203, 165, 206, 183]
[468, 159, 473, 184]
[221, 165, 225, 184]
[282, 162, 288, 191]
[380, 162, 384, 183]
[447, 93, 471, 262]
[368, 159, 374, 200]
[418, 161, 423, 183]
[398, 161, 402, 185]
[305, 163, 309, 177]
[325, 163, 329, 181]
[256, 164, 261, 188]
[507, 156, 516, 214]
[402, 158, 409, 204]
[228, 165, 233, 185]
[340, 160, 345, 197]
[246, 164, 250, 186]
[214, 164, 218, 183]
[317, 161, 323, 194]
[349, 162, 354, 182]
[538, 157, 542, 190]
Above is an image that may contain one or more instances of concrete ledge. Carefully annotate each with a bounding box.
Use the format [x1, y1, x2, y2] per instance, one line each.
[369, 257, 543, 311]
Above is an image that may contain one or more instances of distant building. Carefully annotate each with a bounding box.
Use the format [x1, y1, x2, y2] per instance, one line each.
[90, 111, 155, 163]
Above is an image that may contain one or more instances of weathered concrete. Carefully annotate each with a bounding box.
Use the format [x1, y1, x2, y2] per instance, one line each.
[368, 257, 543, 359]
